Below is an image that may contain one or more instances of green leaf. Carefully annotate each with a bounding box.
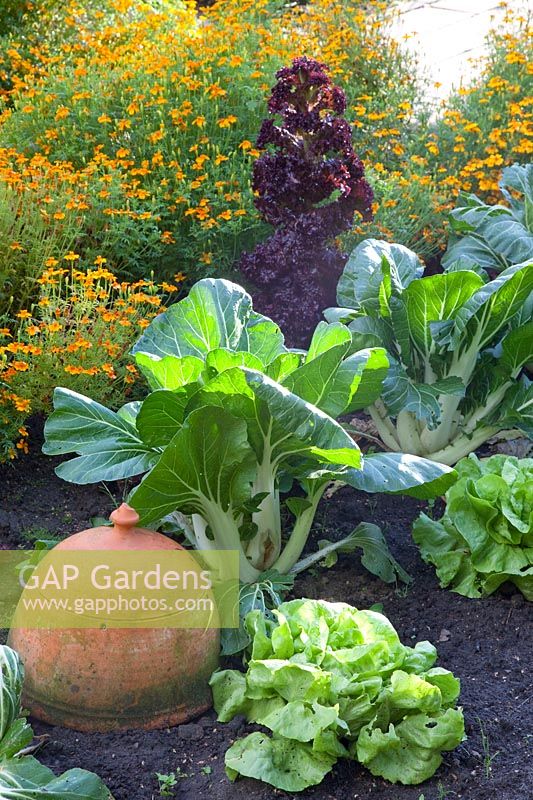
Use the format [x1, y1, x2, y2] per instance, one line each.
[346, 314, 395, 352]
[205, 348, 263, 376]
[245, 312, 287, 365]
[132, 278, 253, 359]
[0, 758, 114, 799]
[283, 341, 352, 414]
[243, 369, 362, 469]
[212, 599, 464, 789]
[246, 660, 331, 703]
[500, 163, 533, 225]
[43, 389, 158, 484]
[265, 352, 302, 383]
[116, 401, 142, 427]
[337, 239, 423, 312]
[381, 359, 445, 427]
[134, 353, 204, 391]
[423, 668, 461, 707]
[441, 262, 533, 350]
[498, 376, 533, 438]
[224, 732, 336, 791]
[132, 279, 287, 364]
[129, 406, 255, 526]
[401, 272, 484, 360]
[443, 166, 533, 272]
[220, 572, 294, 656]
[136, 390, 189, 447]
[338, 349, 389, 413]
[401, 641, 437, 674]
[284, 342, 388, 418]
[0, 718, 33, 760]
[256, 700, 340, 743]
[305, 322, 352, 362]
[210, 670, 248, 722]
[356, 708, 465, 784]
[0, 646, 24, 745]
[308, 523, 411, 585]
[387, 670, 442, 714]
[344, 453, 457, 500]
[285, 497, 313, 517]
[413, 453, 533, 600]
[500, 321, 533, 376]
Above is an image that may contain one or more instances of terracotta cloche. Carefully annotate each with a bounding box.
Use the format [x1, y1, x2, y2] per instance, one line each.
[8, 504, 220, 732]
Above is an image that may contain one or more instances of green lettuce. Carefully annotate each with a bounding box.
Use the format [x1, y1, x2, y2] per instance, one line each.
[0, 645, 113, 798]
[210, 599, 465, 790]
[413, 454, 533, 599]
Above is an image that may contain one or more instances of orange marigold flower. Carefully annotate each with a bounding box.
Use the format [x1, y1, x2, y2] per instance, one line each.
[16, 310, 32, 319]
[206, 84, 227, 99]
[102, 367, 117, 380]
[64, 252, 80, 262]
[218, 115, 237, 128]
[55, 105, 70, 121]
[12, 361, 29, 371]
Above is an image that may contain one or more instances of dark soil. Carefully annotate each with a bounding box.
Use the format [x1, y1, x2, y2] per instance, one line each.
[1, 421, 532, 800]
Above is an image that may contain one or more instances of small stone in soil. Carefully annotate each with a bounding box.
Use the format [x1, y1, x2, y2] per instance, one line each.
[177, 723, 204, 740]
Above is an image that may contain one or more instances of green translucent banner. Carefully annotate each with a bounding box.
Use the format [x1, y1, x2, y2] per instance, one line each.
[0, 550, 239, 629]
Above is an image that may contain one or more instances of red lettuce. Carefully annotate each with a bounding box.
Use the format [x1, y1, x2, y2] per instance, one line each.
[239, 57, 373, 346]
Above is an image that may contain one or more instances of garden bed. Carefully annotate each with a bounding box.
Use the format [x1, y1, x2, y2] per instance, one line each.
[1, 420, 531, 800]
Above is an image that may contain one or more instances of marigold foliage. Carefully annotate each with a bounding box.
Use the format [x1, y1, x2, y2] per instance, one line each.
[0, 0, 527, 289]
[0, 261, 180, 461]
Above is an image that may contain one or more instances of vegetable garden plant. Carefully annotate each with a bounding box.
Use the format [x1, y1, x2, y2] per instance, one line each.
[327, 239, 533, 464]
[442, 163, 533, 275]
[211, 599, 465, 790]
[43, 279, 455, 587]
[0, 645, 112, 798]
[414, 453, 533, 599]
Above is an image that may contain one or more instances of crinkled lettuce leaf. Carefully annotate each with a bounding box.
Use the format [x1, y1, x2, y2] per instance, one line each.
[210, 599, 464, 790]
[225, 732, 336, 792]
[413, 454, 533, 599]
